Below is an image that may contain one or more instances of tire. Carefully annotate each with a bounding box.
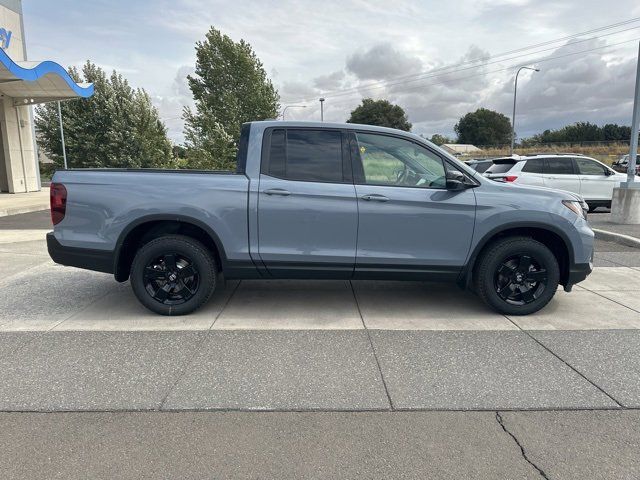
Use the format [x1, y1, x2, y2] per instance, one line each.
[130, 235, 216, 316]
[474, 236, 560, 315]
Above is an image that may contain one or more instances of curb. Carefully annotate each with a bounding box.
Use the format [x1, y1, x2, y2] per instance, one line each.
[593, 228, 640, 249]
[0, 205, 48, 218]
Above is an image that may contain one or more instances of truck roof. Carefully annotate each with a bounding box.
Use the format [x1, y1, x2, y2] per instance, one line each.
[248, 120, 423, 137]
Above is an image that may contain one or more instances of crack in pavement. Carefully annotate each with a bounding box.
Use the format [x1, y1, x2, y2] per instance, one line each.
[496, 411, 550, 480]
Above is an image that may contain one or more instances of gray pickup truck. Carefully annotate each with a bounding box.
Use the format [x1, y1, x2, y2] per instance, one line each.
[47, 121, 593, 316]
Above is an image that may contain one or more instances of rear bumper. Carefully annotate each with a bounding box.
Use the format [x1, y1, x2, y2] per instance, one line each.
[564, 261, 593, 291]
[47, 232, 114, 274]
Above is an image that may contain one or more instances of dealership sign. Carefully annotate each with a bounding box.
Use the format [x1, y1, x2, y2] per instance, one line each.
[0, 28, 11, 50]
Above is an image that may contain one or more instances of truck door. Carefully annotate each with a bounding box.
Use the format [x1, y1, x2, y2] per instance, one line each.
[257, 128, 358, 278]
[350, 131, 476, 279]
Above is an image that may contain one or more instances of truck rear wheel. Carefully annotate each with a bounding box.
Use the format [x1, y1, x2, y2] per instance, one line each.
[474, 236, 559, 316]
[130, 235, 216, 316]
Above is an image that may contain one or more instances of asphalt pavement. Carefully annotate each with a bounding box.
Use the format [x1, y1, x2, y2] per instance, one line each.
[1, 210, 640, 478]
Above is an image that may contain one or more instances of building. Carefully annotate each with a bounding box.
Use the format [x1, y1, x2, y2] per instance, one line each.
[0, 0, 93, 193]
[441, 143, 482, 156]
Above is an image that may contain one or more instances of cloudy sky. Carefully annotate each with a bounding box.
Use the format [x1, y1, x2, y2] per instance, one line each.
[23, 0, 640, 144]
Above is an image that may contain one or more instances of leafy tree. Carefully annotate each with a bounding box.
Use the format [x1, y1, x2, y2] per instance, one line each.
[35, 61, 172, 169]
[184, 27, 280, 170]
[523, 122, 633, 145]
[454, 108, 512, 146]
[347, 98, 412, 131]
[428, 134, 452, 146]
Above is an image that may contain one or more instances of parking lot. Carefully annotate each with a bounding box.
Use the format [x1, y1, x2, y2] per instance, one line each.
[2, 211, 640, 478]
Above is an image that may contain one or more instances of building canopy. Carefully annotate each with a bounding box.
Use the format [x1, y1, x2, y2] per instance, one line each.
[0, 47, 93, 106]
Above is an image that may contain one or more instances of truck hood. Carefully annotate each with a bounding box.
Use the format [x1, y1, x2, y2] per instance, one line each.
[497, 182, 589, 209]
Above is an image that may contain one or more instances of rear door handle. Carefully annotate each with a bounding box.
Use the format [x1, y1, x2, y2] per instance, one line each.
[361, 194, 389, 202]
[264, 188, 291, 196]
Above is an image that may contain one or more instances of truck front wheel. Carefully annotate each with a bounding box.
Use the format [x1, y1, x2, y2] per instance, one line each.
[474, 237, 560, 315]
[130, 235, 217, 316]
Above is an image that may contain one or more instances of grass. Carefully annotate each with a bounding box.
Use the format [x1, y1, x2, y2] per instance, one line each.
[471, 143, 630, 165]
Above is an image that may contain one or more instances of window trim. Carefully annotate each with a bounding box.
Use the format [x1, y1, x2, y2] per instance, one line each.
[260, 127, 352, 184]
[349, 130, 458, 190]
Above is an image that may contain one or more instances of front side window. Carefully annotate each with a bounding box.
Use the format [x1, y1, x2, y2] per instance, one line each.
[355, 133, 446, 188]
[266, 129, 343, 183]
[544, 158, 574, 175]
[576, 158, 607, 176]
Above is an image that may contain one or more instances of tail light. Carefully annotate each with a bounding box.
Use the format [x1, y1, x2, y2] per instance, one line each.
[504, 175, 518, 182]
[50, 183, 67, 225]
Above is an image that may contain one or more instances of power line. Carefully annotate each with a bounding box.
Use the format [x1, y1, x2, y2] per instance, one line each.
[309, 37, 640, 109]
[288, 17, 640, 103]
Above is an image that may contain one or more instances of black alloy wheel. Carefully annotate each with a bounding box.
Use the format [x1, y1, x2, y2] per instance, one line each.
[131, 235, 216, 316]
[494, 254, 548, 306]
[143, 253, 200, 305]
[474, 236, 560, 315]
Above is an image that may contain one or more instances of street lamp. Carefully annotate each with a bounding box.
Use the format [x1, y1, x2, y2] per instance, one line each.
[281, 105, 307, 120]
[510, 66, 539, 155]
[319, 98, 325, 122]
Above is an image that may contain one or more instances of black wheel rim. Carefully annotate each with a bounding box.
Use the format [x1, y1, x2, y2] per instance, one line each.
[143, 253, 199, 305]
[494, 254, 548, 306]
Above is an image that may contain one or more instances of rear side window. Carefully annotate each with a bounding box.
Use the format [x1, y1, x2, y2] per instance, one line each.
[266, 129, 344, 183]
[485, 162, 516, 174]
[544, 158, 574, 175]
[522, 158, 544, 173]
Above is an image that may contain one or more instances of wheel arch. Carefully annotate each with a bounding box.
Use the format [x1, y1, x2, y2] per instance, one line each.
[460, 222, 574, 289]
[113, 214, 228, 282]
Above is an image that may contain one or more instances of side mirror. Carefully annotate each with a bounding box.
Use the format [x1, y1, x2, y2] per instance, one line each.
[446, 171, 469, 191]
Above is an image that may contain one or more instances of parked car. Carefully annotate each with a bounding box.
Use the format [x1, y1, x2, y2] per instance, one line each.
[465, 158, 495, 174]
[483, 153, 627, 211]
[47, 121, 593, 316]
[612, 154, 640, 175]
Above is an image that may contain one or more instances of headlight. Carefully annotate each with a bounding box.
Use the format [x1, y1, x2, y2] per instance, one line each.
[562, 200, 587, 219]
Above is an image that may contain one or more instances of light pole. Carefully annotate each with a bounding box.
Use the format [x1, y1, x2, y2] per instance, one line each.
[57, 101, 68, 169]
[510, 66, 539, 155]
[319, 98, 325, 122]
[281, 105, 307, 120]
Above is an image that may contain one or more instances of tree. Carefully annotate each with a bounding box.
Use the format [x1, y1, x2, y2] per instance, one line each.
[428, 134, 452, 146]
[347, 98, 412, 131]
[183, 27, 280, 170]
[35, 61, 172, 169]
[454, 108, 512, 146]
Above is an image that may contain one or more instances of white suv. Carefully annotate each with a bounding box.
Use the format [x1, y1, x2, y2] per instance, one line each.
[483, 154, 627, 210]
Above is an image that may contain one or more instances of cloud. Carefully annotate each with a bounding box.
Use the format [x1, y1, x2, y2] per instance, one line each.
[151, 65, 195, 143]
[313, 70, 345, 91]
[346, 43, 423, 81]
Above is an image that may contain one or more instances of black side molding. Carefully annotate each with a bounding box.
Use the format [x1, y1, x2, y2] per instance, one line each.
[47, 233, 115, 274]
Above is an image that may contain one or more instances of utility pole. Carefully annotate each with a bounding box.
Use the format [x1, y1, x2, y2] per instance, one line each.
[319, 98, 325, 122]
[612, 41, 640, 224]
[510, 66, 539, 155]
[57, 101, 68, 169]
[626, 42, 640, 185]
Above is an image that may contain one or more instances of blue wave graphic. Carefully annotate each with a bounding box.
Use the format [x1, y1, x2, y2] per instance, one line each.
[0, 48, 94, 98]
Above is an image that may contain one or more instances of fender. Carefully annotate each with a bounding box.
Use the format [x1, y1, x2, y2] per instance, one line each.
[458, 220, 575, 288]
[112, 213, 230, 281]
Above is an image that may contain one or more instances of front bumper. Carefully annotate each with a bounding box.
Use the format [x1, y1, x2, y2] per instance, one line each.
[47, 232, 114, 274]
[564, 261, 593, 292]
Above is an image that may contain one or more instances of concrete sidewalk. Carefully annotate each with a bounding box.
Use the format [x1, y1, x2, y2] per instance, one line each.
[0, 191, 49, 217]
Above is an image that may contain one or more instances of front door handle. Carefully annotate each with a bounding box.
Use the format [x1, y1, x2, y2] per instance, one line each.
[264, 188, 291, 196]
[361, 194, 389, 202]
